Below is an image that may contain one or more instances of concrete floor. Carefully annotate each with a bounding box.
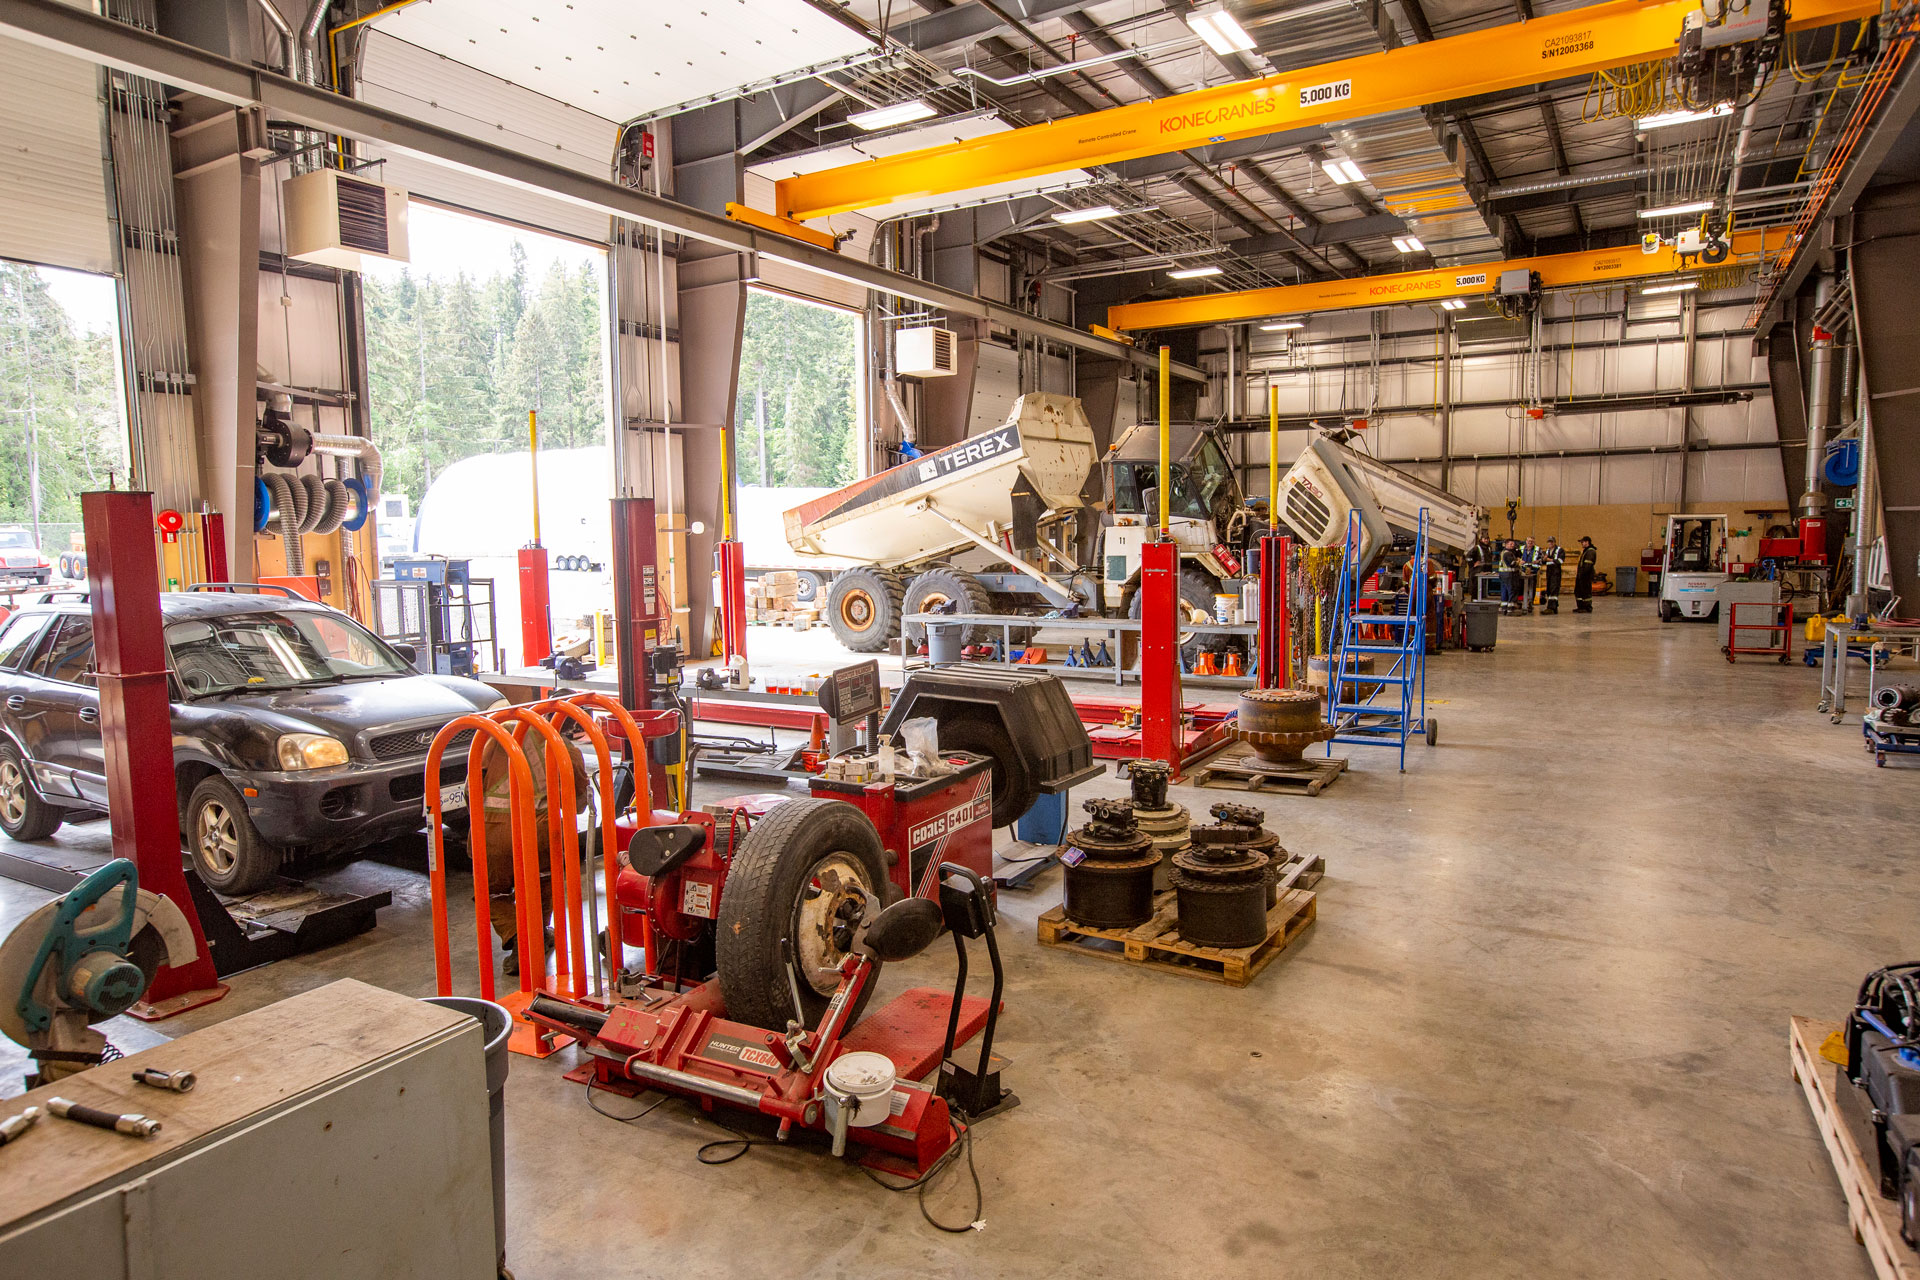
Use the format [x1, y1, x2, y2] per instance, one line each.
[2, 598, 1912, 1278]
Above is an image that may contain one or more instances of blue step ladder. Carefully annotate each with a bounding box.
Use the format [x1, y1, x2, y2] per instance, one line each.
[1326, 508, 1432, 771]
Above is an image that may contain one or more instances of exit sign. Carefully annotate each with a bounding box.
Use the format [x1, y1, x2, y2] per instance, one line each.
[1835, 497, 1856, 510]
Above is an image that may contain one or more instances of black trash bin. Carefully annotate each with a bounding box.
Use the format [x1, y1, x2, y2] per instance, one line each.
[424, 995, 512, 1276]
[1464, 600, 1499, 652]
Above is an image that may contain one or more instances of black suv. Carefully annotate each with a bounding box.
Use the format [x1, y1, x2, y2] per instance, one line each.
[0, 589, 502, 894]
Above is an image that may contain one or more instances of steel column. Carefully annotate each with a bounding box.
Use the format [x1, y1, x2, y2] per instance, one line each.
[517, 547, 551, 666]
[1139, 539, 1183, 776]
[715, 539, 746, 665]
[1258, 534, 1291, 690]
[81, 490, 225, 1016]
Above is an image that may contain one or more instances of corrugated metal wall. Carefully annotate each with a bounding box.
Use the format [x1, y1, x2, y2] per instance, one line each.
[1213, 288, 1787, 510]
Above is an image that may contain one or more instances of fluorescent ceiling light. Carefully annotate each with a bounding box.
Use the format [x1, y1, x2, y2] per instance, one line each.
[1641, 280, 1700, 295]
[848, 99, 937, 131]
[1391, 235, 1424, 253]
[1636, 104, 1734, 131]
[1440, 298, 1467, 311]
[1637, 200, 1716, 219]
[1322, 158, 1365, 185]
[1053, 204, 1122, 224]
[1185, 5, 1258, 56]
[1259, 320, 1305, 331]
[1168, 265, 1224, 280]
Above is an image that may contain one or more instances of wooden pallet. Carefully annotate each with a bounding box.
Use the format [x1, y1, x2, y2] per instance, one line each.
[1037, 885, 1316, 987]
[1789, 1015, 1920, 1280]
[1188, 741, 1349, 795]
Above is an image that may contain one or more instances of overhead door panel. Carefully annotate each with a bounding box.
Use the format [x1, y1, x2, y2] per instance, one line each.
[0, 20, 112, 274]
[356, 32, 619, 243]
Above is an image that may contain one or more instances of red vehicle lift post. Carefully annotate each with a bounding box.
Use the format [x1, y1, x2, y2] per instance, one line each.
[81, 489, 227, 1018]
[1140, 347, 1184, 777]
[518, 409, 553, 665]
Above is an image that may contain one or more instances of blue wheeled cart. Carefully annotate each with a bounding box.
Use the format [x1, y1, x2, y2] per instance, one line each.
[1862, 712, 1920, 768]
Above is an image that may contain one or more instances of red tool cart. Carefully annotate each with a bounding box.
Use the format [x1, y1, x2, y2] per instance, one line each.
[1724, 601, 1794, 664]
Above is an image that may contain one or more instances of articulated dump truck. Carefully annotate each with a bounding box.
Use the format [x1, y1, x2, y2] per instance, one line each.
[782, 392, 1478, 654]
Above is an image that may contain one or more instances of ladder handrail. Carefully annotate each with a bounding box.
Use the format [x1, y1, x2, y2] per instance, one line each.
[1326, 506, 1432, 770]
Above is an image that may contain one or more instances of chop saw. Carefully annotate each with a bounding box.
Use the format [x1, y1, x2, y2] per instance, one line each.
[0, 859, 198, 1086]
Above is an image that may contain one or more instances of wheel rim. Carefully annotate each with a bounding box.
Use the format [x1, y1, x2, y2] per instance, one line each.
[196, 800, 240, 875]
[791, 852, 873, 997]
[839, 589, 876, 630]
[0, 760, 25, 826]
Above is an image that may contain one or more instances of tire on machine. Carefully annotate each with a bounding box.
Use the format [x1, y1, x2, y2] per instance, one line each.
[715, 798, 891, 1031]
[793, 570, 826, 604]
[826, 568, 905, 652]
[903, 567, 993, 646]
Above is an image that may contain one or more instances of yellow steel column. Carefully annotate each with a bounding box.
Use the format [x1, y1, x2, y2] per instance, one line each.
[1268, 384, 1280, 532]
[1158, 346, 1170, 539]
[528, 409, 541, 546]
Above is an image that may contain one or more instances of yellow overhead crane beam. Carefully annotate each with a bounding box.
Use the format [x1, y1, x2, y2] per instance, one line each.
[1104, 227, 1790, 330]
[774, 0, 1880, 222]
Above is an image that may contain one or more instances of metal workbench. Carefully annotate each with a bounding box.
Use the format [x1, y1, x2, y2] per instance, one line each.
[1816, 621, 1920, 721]
[903, 611, 1260, 688]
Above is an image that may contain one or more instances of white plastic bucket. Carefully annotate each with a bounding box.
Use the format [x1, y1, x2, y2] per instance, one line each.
[824, 1050, 897, 1127]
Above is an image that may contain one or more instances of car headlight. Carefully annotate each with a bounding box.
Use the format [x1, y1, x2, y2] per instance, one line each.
[277, 733, 348, 770]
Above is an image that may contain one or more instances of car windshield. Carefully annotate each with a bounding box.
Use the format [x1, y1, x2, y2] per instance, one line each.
[0, 531, 34, 549]
[166, 609, 410, 695]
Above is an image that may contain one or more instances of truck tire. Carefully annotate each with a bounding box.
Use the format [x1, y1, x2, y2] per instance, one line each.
[828, 568, 904, 652]
[794, 570, 826, 604]
[715, 798, 890, 1031]
[936, 712, 1036, 828]
[904, 568, 993, 645]
[1128, 567, 1226, 666]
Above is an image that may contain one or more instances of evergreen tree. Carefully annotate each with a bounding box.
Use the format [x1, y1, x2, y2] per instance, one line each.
[0, 264, 125, 538]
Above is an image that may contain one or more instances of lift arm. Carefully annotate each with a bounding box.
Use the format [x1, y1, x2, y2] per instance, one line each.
[773, 0, 1881, 222]
[1105, 227, 1788, 330]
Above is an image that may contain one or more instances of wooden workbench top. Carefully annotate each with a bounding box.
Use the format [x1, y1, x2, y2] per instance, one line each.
[0, 979, 467, 1229]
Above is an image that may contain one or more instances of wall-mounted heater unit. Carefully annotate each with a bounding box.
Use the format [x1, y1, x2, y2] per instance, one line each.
[284, 169, 410, 271]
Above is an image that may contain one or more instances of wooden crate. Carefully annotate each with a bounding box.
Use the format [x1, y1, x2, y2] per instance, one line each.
[1189, 741, 1349, 796]
[1037, 886, 1315, 987]
[1790, 1015, 1920, 1280]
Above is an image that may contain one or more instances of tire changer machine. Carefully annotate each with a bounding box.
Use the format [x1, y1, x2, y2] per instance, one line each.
[528, 661, 1017, 1176]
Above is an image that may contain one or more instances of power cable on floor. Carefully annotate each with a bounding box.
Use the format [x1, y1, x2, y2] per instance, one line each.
[583, 1077, 669, 1124]
[861, 1115, 985, 1233]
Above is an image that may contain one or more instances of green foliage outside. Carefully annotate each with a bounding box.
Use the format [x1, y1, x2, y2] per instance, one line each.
[734, 290, 859, 488]
[0, 263, 125, 545]
[363, 242, 606, 506]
